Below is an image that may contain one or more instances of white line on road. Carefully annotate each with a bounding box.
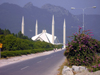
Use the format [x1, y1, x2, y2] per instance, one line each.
[46, 58, 49, 59]
[51, 56, 53, 57]
[37, 61, 41, 63]
[21, 66, 29, 70]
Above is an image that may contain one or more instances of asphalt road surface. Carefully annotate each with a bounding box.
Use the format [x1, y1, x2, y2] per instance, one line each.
[0, 49, 66, 75]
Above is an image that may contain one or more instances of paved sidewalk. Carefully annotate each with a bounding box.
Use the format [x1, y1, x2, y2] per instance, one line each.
[0, 49, 62, 67]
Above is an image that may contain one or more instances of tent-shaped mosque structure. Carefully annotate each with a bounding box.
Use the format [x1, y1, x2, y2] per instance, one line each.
[31, 15, 61, 45]
[31, 30, 60, 44]
[21, 15, 66, 47]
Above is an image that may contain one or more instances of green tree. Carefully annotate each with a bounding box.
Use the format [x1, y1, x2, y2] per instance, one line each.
[4, 29, 11, 35]
[17, 31, 23, 38]
[3, 34, 16, 51]
[17, 31, 29, 39]
[0, 28, 4, 34]
[0, 35, 5, 43]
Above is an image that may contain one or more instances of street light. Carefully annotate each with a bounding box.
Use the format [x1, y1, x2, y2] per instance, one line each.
[92, 6, 96, 8]
[71, 6, 96, 33]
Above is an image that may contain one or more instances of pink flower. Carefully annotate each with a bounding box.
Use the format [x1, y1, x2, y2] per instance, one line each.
[82, 45, 85, 47]
[70, 45, 72, 47]
[89, 32, 93, 34]
[86, 35, 89, 38]
[78, 54, 80, 56]
[73, 33, 75, 35]
[78, 26, 82, 30]
[84, 30, 91, 32]
[90, 34, 94, 36]
[77, 59, 79, 61]
[98, 64, 100, 67]
[83, 61, 85, 63]
[87, 30, 91, 31]
[86, 59, 88, 61]
[73, 41, 77, 43]
[79, 48, 81, 50]
[92, 66, 97, 68]
[75, 32, 77, 34]
[90, 48, 92, 49]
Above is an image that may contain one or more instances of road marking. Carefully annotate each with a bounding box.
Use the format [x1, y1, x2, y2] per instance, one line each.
[21, 66, 29, 70]
[37, 61, 41, 63]
[46, 58, 48, 59]
[51, 56, 53, 57]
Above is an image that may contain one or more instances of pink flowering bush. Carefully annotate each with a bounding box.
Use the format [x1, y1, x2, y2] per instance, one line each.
[64, 26, 100, 66]
[88, 55, 100, 72]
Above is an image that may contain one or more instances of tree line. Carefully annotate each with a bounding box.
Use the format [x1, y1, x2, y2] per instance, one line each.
[0, 28, 62, 52]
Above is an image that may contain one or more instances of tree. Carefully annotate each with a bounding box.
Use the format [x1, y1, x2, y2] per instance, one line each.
[0, 28, 4, 34]
[17, 31, 23, 38]
[17, 31, 29, 39]
[4, 29, 11, 35]
[3, 34, 16, 51]
[0, 35, 5, 43]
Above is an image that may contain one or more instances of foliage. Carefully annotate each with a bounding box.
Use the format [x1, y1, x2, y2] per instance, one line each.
[0, 28, 62, 58]
[0, 28, 4, 34]
[64, 26, 100, 67]
[0, 34, 57, 51]
[33, 41, 54, 49]
[15, 31, 29, 39]
[1, 48, 54, 58]
[0, 28, 55, 51]
[88, 55, 100, 72]
[0, 28, 11, 35]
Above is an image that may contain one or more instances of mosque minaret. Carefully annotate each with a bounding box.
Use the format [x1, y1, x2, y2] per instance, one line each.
[35, 20, 38, 36]
[22, 15, 66, 45]
[21, 16, 24, 35]
[52, 15, 55, 44]
[63, 19, 66, 48]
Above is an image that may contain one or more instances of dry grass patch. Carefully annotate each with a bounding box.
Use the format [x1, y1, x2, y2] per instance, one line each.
[57, 59, 68, 75]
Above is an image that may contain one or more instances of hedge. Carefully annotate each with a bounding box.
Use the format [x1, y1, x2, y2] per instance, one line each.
[1, 48, 54, 58]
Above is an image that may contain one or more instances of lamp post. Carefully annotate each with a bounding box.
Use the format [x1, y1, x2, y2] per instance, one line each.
[71, 6, 96, 33]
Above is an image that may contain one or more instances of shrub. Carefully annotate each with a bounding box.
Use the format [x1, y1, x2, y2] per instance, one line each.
[88, 55, 100, 72]
[64, 26, 100, 66]
[1, 48, 54, 58]
[1, 50, 32, 58]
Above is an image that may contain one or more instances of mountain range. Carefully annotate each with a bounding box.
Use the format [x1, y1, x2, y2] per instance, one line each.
[0, 2, 100, 43]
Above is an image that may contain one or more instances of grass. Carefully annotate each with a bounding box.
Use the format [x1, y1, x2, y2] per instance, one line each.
[57, 54, 100, 75]
[57, 59, 68, 75]
[57, 58, 78, 75]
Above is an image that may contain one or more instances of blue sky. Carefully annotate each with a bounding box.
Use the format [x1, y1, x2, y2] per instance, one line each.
[0, 0, 100, 15]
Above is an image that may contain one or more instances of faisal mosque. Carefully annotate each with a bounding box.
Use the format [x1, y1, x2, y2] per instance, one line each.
[21, 15, 66, 48]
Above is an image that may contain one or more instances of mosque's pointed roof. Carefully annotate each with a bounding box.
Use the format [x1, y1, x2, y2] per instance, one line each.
[31, 30, 60, 44]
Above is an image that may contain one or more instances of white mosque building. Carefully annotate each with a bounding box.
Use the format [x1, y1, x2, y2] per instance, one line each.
[31, 29, 60, 44]
[21, 15, 66, 48]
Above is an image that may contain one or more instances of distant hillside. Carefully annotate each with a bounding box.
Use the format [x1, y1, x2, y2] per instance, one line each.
[0, 2, 100, 43]
[41, 4, 70, 16]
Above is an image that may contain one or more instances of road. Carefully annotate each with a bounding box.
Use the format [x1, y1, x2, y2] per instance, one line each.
[0, 49, 66, 75]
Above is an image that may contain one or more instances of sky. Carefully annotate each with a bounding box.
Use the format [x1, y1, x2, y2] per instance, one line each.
[0, 0, 100, 15]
